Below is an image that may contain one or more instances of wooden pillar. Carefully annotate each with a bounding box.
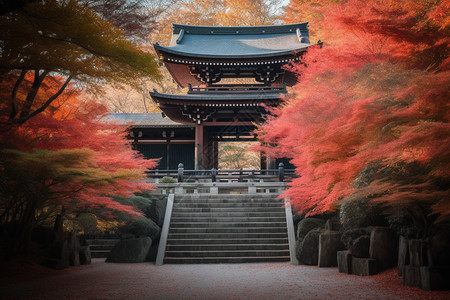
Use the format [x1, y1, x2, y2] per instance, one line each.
[202, 127, 210, 169]
[213, 141, 219, 169]
[166, 139, 170, 170]
[195, 123, 204, 169]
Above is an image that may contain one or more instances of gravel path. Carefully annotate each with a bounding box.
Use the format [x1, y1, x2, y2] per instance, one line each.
[2, 259, 449, 299]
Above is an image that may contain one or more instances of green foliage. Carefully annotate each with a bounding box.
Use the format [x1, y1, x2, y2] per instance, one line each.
[339, 196, 387, 230]
[113, 196, 152, 214]
[73, 213, 99, 235]
[0, 0, 161, 123]
[119, 216, 160, 240]
[160, 176, 177, 183]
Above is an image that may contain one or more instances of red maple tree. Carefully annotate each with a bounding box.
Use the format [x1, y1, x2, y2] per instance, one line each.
[259, 0, 449, 230]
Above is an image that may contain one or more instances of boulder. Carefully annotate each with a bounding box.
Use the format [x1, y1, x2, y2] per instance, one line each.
[297, 228, 321, 265]
[337, 250, 352, 274]
[145, 196, 168, 227]
[67, 231, 80, 251]
[69, 250, 80, 266]
[318, 231, 344, 267]
[324, 219, 342, 231]
[120, 217, 161, 241]
[341, 227, 374, 249]
[296, 218, 325, 242]
[106, 237, 152, 263]
[352, 257, 378, 276]
[369, 227, 397, 269]
[146, 242, 159, 262]
[68, 231, 80, 266]
[79, 246, 91, 265]
[351, 235, 370, 258]
[398, 236, 409, 276]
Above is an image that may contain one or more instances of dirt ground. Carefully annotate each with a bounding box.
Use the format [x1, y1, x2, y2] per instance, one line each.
[1, 258, 449, 299]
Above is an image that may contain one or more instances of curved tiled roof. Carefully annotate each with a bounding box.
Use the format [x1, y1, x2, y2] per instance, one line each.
[155, 22, 311, 59]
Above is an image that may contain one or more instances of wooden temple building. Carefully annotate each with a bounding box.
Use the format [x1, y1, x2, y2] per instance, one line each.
[110, 23, 315, 170]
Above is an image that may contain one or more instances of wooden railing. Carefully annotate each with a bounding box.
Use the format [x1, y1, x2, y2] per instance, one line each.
[187, 83, 287, 94]
[145, 163, 297, 183]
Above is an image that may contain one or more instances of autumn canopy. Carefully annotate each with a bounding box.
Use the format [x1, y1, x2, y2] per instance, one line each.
[259, 0, 449, 235]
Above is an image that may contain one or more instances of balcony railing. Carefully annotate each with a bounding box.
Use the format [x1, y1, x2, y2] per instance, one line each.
[187, 83, 287, 94]
[145, 163, 298, 183]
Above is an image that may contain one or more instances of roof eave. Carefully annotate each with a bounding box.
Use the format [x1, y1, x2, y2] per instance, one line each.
[154, 43, 310, 60]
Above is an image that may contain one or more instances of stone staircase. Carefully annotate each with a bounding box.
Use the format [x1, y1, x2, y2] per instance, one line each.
[85, 238, 119, 258]
[163, 194, 290, 263]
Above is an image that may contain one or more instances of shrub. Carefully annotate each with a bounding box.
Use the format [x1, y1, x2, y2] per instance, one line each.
[340, 196, 387, 230]
[160, 176, 177, 183]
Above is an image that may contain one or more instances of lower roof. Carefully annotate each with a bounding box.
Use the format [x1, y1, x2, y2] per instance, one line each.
[104, 113, 194, 128]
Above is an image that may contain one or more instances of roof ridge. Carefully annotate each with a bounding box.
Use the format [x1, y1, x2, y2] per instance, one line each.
[172, 22, 309, 35]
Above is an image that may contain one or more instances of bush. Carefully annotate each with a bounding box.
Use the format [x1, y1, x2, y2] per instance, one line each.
[119, 217, 160, 240]
[74, 213, 99, 235]
[340, 196, 387, 230]
[160, 176, 177, 183]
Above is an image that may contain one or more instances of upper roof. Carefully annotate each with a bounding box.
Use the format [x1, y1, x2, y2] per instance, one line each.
[103, 113, 194, 128]
[154, 22, 311, 59]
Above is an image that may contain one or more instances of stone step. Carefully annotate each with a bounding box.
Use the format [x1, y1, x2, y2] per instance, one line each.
[172, 207, 285, 212]
[164, 256, 290, 264]
[171, 211, 285, 218]
[170, 216, 286, 223]
[175, 193, 281, 200]
[169, 227, 287, 233]
[165, 249, 290, 257]
[174, 198, 283, 204]
[166, 244, 289, 251]
[170, 222, 287, 228]
[166, 238, 288, 244]
[174, 202, 282, 208]
[168, 232, 288, 239]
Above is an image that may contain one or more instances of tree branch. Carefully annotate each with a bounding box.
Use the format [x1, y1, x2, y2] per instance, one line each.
[17, 74, 73, 124]
[9, 69, 27, 121]
[18, 69, 49, 120]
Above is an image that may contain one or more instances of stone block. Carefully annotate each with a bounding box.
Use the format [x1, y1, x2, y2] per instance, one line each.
[296, 218, 325, 242]
[351, 235, 370, 258]
[369, 227, 397, 269]
[337, 250, 352, 274]
[297, 228, 321, 265]
[341, 227, 374, 250]
[420, 266, 450, 291]
[69, 250, 80, 266]
[79, 246, 91, 265]
[318, 231, 344, 267]
[398, 236, 409, 276]
[106, 237, 152, 263]
[408, 239, 429, 267]
[403, 265, 421, 288]
[351, 257, 378, 276]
